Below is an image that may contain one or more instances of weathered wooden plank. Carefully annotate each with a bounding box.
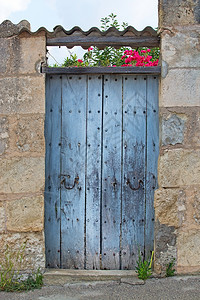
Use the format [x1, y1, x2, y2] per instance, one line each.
[85, 75, 102, 269]
[60, 75, 87, 269]
[121, 75, 147, 269]
[42, 66, 161, 75]
[47, 35, 160, 48]
[101, 75, 122, 270]
[44, 75, 61, 268]
[145, 76, 159, 259]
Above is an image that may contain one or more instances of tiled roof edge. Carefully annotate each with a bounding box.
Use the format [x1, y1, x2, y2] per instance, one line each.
[0, 20, 158, 38]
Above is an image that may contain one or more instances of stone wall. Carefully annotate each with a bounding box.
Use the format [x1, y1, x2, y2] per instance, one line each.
[0, 1, 200, 275]
[155, 0, 200, 274]
[0, 20, 46, 271]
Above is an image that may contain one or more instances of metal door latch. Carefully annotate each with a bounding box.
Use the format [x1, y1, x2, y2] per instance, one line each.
[126, 179, 143, 191]
[61, 175, 79, 190]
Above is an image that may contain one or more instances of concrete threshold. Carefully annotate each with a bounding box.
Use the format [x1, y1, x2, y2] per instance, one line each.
[43, 269, 143, 286]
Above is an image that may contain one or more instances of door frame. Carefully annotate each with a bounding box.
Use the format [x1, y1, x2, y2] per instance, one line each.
[43, 23, 160, 269]
[45, 71, 159, 267]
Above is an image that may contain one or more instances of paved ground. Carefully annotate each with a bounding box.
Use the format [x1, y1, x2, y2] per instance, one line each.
[0, 276, 200, 300]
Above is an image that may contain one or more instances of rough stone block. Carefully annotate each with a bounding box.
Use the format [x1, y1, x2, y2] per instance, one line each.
[160, 69, 200, 107]
[0, 232, 45, 271]
[4, 36, 46, 75]
[0, 114, 45, 155]
[177, 230, 200, 270]
[0, 202, 5, 233]
[14, 114, 45, 153]
[6, 195, 44, 232]
[161, 28, 200, 68]
[0, 76, 45, 114]
[160, 108, 200, 148]
[18, 36, 46, 74]
[0, 38, 10, 73]
[186, 111, 200, 147]
[154, 221, 177, 274]
[0, 157, 45, 193]
[155, 188, 186, 227]
[161, 114, 186, 146]
[192, 188, 200, 225]
[158, 149, 200, 187]
[159, 0, 200, 27]
[182, 187, 200, 229]
[0, 116, 9, 155]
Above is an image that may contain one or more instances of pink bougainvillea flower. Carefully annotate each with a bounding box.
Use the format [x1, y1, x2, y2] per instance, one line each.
[152, 59, 159, 66]
[88, 47, 93, 51]
[121, 48, 158, 68]
[125, 57, 133, 64]
[144, 55, 152, 63]
[125, 57, 130, 63]
[145, 62, 153, 67]
[77, 59, 83, 63]
[136, 62, 144, 66]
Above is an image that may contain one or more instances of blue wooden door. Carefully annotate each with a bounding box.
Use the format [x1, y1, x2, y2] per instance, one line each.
[45, 74, 159, 270]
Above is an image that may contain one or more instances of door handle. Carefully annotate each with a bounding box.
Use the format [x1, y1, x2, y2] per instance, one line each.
[61, 175, 79, 190]
[126, 179, 143, 191]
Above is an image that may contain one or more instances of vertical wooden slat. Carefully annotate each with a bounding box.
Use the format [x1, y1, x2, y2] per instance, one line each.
[61, 75, 87, 269]
[121, 75, 147, 269]
[101, 75, 122, 270]
[145, 76, 159, 259]
[85, 75, 102, 269]
[45, 75, 61, 268]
